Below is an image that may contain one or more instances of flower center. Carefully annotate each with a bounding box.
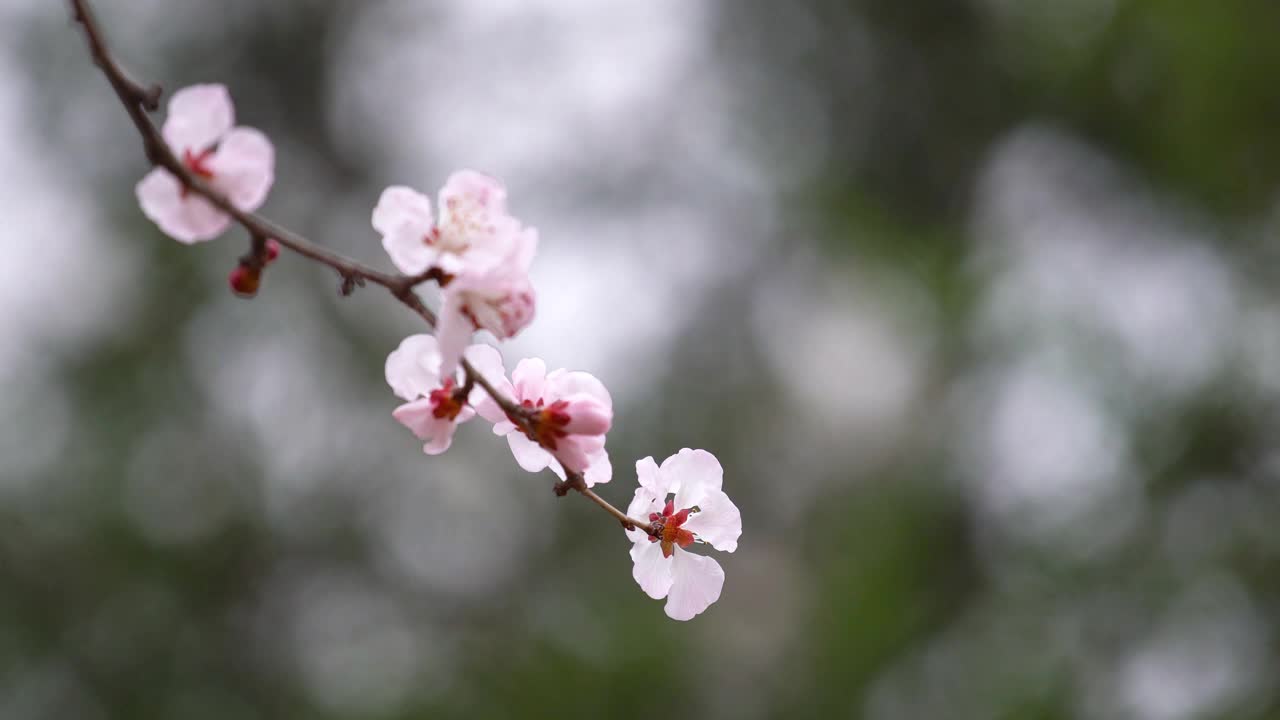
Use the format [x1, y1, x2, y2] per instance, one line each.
[647, 498, 697, 558]
[183, 147, 216, 179]
[180, 147, 216, 199]
[434, 195, 492, 254]
[428, 378, 465, 421]
[513, 398, 571, 450]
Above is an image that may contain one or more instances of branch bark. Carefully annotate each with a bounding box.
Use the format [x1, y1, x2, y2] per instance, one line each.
[68, 0, 651, 536]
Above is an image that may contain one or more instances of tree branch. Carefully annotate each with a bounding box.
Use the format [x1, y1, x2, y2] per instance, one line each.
[68, 0, 651, 536]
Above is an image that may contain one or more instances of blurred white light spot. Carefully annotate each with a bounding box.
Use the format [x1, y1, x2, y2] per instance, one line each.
[1120, 577, 1270, 720]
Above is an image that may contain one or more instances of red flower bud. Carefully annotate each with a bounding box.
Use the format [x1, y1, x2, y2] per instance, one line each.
[228, 264, 261, 297]
[264, 238, 281, 263]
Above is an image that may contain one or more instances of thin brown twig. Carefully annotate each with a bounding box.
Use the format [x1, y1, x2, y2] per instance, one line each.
[68, 0, 651, 536]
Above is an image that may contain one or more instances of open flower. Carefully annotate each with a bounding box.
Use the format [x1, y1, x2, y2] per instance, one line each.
[435, 226, 537, 375]
[476, 357, 612, 486]
[385, 334, 504, 455]
[373, 170, 523, 277]
[626, 449, 742, 621]
[136, 84, 274, 243]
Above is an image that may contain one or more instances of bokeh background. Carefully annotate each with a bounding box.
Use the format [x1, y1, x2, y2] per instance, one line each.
[3, 1, 1280, 718]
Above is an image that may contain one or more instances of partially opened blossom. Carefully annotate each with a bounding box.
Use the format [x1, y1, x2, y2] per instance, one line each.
[385, 334, 504, 455]
[373, 170, 523, 277]
[476, 357, 612, 486]
[136, 84, 274, 243]
[625, 449, 742, 621]
[435, 226, 537, 375]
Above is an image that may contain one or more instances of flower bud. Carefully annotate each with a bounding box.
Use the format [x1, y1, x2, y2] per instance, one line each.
[228, 264, 261, 297]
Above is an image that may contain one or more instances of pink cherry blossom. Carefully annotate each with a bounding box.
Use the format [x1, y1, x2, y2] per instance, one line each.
[475, 357, 613, 486]
[136, 84, 274, 244]
[385, 334, 504, 455]
[435, 225, 537, 376]
[625, 449, 742, 621]
[373, 170, 523, 277]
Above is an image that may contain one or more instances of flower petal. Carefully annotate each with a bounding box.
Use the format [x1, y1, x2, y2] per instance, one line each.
[582, 446, 612, 487]
[668, 448, 724, 511]
[546, 369, 612, 409]
[435, 292, 474, 377]
[461, 343, 506, 404]
[374, 186, 436, 275]
[507, 433, 552, 474]
[209, 127, 274, 211]
[385, 334, 442, 401]
[383, 227, 438, 276]
[511, 357, 547, 402]
[630, 540, 674, 600]
[136, 168, 230, 243]
[439, 169, 508, 218]
[635, 456, 669, 498]
[682, 488, 742, 553]
[551, 438, 591, 475]
[162, 83, 234, 152]
[558, 393, 612, 435]
[373, 185, 434, 236]
[664, 550, 725, 621]
[625, 486, 662, 543]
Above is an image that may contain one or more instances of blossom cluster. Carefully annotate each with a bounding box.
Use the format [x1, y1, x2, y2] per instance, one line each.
[135, 84, 741, 621]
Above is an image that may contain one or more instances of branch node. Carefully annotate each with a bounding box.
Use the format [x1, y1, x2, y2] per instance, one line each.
[338, 272, 366, 297]
[139, 83, 162, 111]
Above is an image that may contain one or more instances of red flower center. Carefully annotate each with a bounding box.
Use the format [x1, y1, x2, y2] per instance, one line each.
[648, 499, 697, 558]
[428, 378, 465, 421]
[183, 147, 216, 179]
[180, 147, 216, 199]
[513, 398, 572, 450]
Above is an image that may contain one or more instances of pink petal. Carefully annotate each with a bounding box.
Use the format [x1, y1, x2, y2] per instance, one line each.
[507, 225, 538, 275]
[392, 400, 473, 455]
[511, 358, 547, 402]
[373, 186, 436, 275]
[209, 127, 274, 211]
[634, 456, 669, 498]
[668, 448, 724, 511]
[546, 370, 612, 410]
[462, 276, 535, 341]
[664, 550, 724, 621]
[162, 84, 234, 153]
[421, 421, 460, 455]
[372, 185, 434, 236]
[461, 343, 506, 406]
[551, 438, 592, 475]
[681, 488, 742, 553]
[136, 168, 230, 243]
[384, 334, 442, 401]
[474, 378, 517, 427]
[629, 540, 674, 600]
[506, 433, 553, 474]
[581, 446, 612, 487]
[625, 486, 662, 543]
[558, 393, 611, 435]
[384, 227, 439, 277]
[546, 456, 567, 481]
[391, 398, 437, 437]
[435, 292, 474, 377]
[439, 169, 508, 216]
